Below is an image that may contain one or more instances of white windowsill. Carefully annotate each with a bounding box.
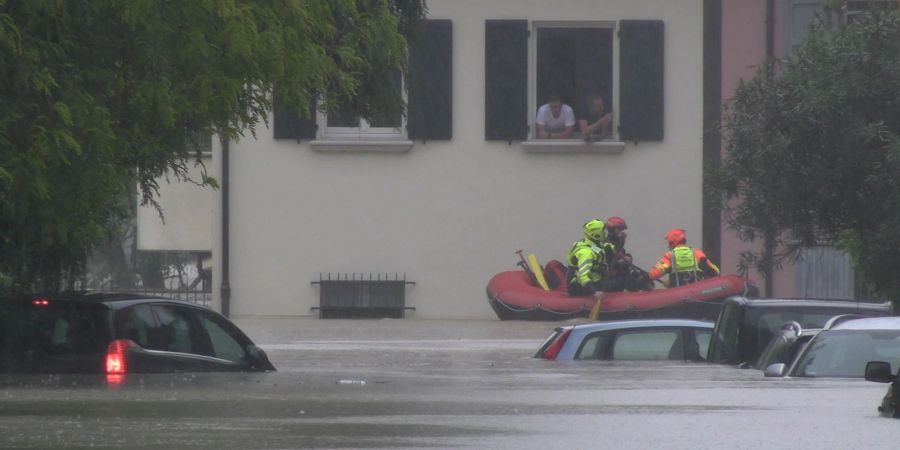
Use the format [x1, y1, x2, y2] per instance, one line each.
[310, 139, 414, 153]
[521, 139, 626, 153]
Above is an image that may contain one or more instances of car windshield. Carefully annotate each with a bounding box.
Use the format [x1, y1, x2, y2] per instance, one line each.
[0, 300, 111, 373]
[792, 329, 900, 378]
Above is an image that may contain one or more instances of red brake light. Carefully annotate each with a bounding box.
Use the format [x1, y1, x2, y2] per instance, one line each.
[541, 328, 572, 360]
[31, 298, 50, 307]
[105, 339, 135, 374]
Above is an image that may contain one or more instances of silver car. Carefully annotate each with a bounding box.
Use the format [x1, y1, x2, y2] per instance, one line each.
[765, 316, 900, 378]
[534, 319, 713, 361]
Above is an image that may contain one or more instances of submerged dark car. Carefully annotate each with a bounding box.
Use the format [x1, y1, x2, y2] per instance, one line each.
[707, 296, 892, 367]
[0, 292, 275, 374]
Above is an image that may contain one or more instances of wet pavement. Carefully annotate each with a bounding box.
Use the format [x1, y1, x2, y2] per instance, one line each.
[0, 318, 895, 449]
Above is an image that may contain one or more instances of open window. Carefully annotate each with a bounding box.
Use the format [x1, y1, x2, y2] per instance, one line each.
[486, 19, 664, 149]
[532, 22, 614, 141]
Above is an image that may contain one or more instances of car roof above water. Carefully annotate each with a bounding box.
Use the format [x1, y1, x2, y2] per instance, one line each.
[829, 316, 900, 331]
[725, 296, 892, 311]
[3, 291, 198, 310]
[567, 319, 714, 331]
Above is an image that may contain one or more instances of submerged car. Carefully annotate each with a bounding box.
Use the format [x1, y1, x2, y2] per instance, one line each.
[708, 296, 892, 367]
[753, 315, 867, 370]
[534, 319, 713, 361]
[0, 292, 275, 374]
[753, 321, 821, 370]
[765, 316, 900, 378]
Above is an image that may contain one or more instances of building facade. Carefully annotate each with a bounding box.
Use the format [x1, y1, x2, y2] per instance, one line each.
[139, 0, 740, 318]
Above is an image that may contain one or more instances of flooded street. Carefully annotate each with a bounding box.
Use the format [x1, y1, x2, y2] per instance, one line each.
[0, 318, 895, 449]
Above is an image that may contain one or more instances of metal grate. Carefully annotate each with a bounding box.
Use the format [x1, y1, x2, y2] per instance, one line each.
[311, 273, 415, 318]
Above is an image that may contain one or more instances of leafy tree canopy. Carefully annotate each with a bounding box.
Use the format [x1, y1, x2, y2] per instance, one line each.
[710, 4, 900, 303]
[0, 0, 425, 293]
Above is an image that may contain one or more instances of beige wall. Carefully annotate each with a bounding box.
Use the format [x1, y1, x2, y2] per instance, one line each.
[136, 152, 217, 252]
[139, 0, 705, 319]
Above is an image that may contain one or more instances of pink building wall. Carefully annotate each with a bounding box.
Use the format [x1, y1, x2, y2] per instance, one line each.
[719, 0, 799, 297]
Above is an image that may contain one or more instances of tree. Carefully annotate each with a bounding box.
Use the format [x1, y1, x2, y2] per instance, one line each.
[709, 5, 900, 305]
[0, 0, 425, 293]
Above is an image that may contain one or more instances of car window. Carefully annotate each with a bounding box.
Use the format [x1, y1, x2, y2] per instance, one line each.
[710, 303, 740, 362]
[612, 329, 681, 361]
[793, 330, 900, 377]
[694, 329, 711, 361]
[197, 311, 247, 363]
[575, 332, 611, 360]
[114, 304, 156, 348]
[752, 311, 837, 355]
[152, 305, 212, 356]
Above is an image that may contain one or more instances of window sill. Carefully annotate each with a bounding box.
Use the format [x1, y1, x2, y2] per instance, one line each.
[310, 139, 414, 153]
[521, 139, 626, 153]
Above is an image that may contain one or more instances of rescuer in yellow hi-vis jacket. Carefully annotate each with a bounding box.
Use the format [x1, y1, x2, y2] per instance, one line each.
[649, 228, 720, 287]
[566, 219, 627, 299]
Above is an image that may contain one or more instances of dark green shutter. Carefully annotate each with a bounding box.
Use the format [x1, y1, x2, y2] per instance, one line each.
[619, 20, 664, 141]
[407, 19, 453, 141]
[273, 94, 317, 140]
[485, 20, 528, 142]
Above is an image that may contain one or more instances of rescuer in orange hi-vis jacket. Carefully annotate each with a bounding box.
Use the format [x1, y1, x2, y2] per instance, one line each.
[648, 228, 720, 287]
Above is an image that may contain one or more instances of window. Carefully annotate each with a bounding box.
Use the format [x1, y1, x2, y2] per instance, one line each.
[186, 132, 212, 155]
[152, 305, 205, 355]
[273, 19, 453, 145]
[115, 305, 156, 348]
[611, 329, 681, 360]
[784, 1, 825, 54]
[532, 22, 614, 140]
[197, 310, 247, 363]
[486, 19, 663, 146]
[317, 71, 406, 141]
[575, 332, 612, 360]
[694, 329, 712, 361]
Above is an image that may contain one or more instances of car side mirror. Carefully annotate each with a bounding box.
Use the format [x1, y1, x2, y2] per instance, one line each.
[865, 361, 894, 383]
[764, 363, 786, 378]
[247, 345, 276, 371]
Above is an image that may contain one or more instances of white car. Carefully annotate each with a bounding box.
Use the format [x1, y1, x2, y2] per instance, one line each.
[765, 316, 900, 378]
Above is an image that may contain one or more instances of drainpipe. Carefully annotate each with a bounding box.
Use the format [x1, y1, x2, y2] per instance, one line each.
[702, 0, 723, 267]
[766, 0, 775, 61]
[220, 137, 231, 317]
[762, 0, 775, 297]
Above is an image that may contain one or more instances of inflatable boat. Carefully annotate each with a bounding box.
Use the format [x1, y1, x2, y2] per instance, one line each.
[486, 259, 756, 321]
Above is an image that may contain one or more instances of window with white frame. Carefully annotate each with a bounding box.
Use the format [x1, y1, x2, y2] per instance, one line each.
[317, 71, 406, 141]
[531, 22, 615, 140]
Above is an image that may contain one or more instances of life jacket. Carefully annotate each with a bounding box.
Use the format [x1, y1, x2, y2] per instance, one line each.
[669, 246, 700, 286]
[566, 239, 610, 287]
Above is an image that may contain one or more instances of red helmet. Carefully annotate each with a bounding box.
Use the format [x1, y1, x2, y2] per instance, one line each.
[606, 216, 627, 230]
[665, 228, 686, 247]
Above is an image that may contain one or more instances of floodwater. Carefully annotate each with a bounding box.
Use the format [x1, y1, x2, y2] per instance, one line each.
[0, 318, 895, 449]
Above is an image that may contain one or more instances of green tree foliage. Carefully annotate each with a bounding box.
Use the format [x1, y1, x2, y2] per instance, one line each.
[0, 0, 425, 293]
[710, 5, 900, 303]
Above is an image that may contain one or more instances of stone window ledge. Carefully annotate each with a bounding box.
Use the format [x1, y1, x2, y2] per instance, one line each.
[310, 140, 414, 153]
[521, 139, 626, 153]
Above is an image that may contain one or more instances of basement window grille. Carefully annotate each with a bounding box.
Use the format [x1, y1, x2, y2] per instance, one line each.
[311, 273, 415, 318]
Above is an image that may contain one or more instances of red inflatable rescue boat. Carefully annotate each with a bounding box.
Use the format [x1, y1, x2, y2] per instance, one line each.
[486, 259, 757, 321]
